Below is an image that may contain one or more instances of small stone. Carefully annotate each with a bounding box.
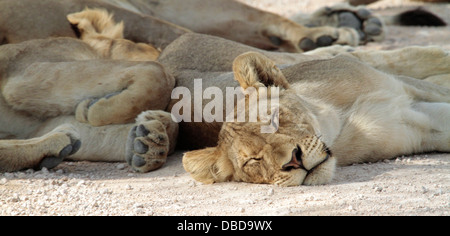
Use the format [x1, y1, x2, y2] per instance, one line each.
[116, 163, 126, 170]
[433, 189, 443, 197]
[41, 167, 49, 174]
[134, 208, 144, 214]
[101, 188, 112, 194]
[4, 173, 14, 178]
[421, 186, 428, 194]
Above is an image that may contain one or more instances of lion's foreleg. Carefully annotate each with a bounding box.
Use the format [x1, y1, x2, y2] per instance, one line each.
[396, 75, 450, 104]
[0, 124, 80, 172]
[32, 111, 179, 165]
[351, 46, 450, 81]
[33, 116, 133, 163]
[412, 102, 450, 153]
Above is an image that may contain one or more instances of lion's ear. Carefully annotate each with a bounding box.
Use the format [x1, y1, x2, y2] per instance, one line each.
[183, 147, 234, 184]
[233, 52, 290, 90]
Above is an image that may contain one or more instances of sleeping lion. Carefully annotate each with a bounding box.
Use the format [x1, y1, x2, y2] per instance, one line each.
[0, 9, 448, 187]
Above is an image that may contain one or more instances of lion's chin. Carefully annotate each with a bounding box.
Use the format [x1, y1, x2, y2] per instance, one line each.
[302, 156, 337, 186]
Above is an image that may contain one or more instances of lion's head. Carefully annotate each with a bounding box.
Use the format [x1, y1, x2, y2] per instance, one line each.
[183, 52, 337, 186]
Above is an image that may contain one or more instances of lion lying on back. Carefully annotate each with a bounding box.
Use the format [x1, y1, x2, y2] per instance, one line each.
[0, 8, 449, 187]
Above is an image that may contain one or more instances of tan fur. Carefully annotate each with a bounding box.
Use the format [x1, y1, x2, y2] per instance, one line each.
[0, 8, 448, 188]
[0, 20, 176, 171]
[0, 0, 189, 49]
[291, 3, 386, 44]
[233, 52, 290, 90]
[105, 0, 365, 52]
[0, 0, 386, 52]
[67, 8, 160, 61]
[348, 0, 449, 6]
[163, 34, 450, 187]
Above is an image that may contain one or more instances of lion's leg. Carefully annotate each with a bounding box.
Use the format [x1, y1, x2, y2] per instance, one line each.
[292, 3, 385, 44]
[125, 110, 179, 172]
[30, 116, 132, 163]
[412, 102, 450, 152]
[334, 94, 449, 166]
[3, 60, 174, 126]
[33, 111, 178, 166]
[0, 0, 188, 48]
[34, 114, 176, 164]
[0, 124, 80, 172]
[351, 46, 450, 81]
[75, 62, 174, 126]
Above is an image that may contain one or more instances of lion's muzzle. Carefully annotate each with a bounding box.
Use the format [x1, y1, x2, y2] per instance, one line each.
[281, 145, 332, 185]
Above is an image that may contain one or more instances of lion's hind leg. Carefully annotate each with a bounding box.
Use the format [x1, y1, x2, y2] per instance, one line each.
[0, 124, 80, 172]
[125, 110, 179, 173]
[75, 62, 175, 127]
[4, 60, 174, 127]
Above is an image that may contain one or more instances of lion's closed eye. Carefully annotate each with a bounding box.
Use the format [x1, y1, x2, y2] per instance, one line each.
[244, 157, 262, 166]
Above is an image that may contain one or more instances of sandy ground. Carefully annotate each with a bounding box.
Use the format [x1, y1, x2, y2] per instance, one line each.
[1, 0, 449, 216]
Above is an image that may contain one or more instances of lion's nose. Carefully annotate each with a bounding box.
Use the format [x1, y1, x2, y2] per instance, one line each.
[282, 146, 305, 171]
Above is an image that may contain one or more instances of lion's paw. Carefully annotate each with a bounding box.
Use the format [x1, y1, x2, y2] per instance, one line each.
[75, 91, 123, 126]
[37, 125, 81, 170]
[298, 4, 385, 44]
[125, 120, 169, 173]
[334, 7, 384, 43]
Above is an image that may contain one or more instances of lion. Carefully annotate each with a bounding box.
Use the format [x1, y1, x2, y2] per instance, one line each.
[0, 10, 178, 172]
[156, 33, 449, 186]
[0, 9, 448, 187]
[348, 0, 450, 6]
[0, 0, 189, 49]
[0, 0, 388, 52]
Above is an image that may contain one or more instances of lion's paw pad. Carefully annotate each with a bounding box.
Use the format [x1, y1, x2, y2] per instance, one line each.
[336, 9, 384, 43]
[299, 35, 337, 51]
[126, 122, 169, 173]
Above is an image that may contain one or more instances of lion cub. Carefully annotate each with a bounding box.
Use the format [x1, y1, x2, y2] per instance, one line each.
[67, 8, 160, 61]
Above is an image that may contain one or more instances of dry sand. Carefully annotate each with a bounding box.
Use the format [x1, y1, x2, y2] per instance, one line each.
[0, 0, 449, 216]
